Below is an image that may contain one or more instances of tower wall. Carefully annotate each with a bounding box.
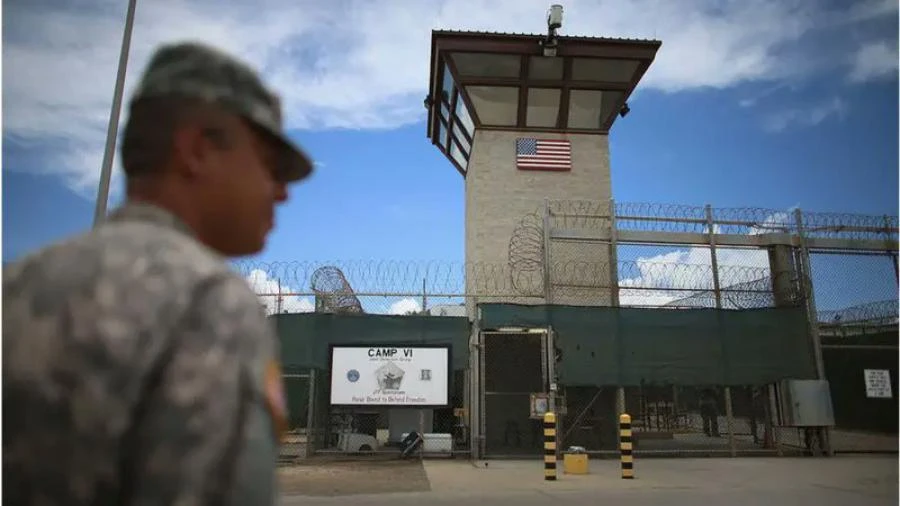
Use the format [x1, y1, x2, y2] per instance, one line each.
[465, 130, 613, 315]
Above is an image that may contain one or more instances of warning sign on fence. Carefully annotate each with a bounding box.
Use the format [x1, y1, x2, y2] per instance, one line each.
[863, 369, 892, 399]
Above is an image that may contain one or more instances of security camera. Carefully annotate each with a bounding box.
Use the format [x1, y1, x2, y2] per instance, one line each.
[547, 4, 563, 30]
[619, 102, 630, 118]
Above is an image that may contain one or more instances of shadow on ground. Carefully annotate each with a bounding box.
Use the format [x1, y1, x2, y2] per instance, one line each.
[279, 456, 431, 497]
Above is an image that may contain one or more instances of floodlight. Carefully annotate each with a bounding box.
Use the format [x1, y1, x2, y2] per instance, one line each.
[547, 4, 563, 30]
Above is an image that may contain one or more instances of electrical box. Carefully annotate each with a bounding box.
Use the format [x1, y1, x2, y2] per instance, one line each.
[776, 379, 835, 427]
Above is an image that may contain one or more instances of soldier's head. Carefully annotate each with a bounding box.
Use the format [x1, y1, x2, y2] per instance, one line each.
[120, 42, 313, 257]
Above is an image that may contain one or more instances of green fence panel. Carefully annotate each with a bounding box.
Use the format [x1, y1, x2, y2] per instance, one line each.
[822, 332, 898, 434]
[478, 303, 813, 387]
[273, 313, 470, 371]
[723, 307, 817, 384]
[618, 307, 724, 386]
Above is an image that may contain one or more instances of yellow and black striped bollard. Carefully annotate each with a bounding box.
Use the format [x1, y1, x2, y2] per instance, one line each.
[620, 413, 634, 479]
[543, 411, 557, 481]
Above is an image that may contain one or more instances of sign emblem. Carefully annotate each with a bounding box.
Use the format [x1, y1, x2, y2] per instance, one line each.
[347, 369, 360, 383]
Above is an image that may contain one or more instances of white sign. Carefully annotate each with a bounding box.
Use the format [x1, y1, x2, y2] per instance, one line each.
[864, 369, 893, 399]
[330, 346, 449, 406]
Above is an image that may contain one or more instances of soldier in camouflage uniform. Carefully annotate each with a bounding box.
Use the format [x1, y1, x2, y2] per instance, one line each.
[3, 41, 313, 505]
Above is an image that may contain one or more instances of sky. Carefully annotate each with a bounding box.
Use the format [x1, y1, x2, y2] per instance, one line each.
[3, 0, 898, 316]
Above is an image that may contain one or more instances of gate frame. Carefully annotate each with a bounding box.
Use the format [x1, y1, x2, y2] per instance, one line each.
[282, 369, 317, 459]
[474, 326, 554, 459]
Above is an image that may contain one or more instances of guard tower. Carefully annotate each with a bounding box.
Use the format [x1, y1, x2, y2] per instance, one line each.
[426, 6, 661, 313]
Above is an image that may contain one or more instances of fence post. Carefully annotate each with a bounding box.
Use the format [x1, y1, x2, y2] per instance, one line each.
[477, 307, 486, 460]
[542, 198, 553, 305]
[469, 308, 482, 461]
[419, 409, 426, 460]
[609, 198, 620, 307]
[610, 199, 626, 426]
[885, 215, 898, 284]
[793, 208, 833, 456]
[706, 205, 736, 457]
[546, 326, 560, 462]
[305, 369, 316, 458]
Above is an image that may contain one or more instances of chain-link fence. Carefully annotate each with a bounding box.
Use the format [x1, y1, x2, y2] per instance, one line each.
[557, 384, 791, 457]
[238, 200, 897, 460]
[809, 251, 898, 454]
[546, 200, 898, 457]
[279, 366, 465, 460]
[280, 369, 314, 463]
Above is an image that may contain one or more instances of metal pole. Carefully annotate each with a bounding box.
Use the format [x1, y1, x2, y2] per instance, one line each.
[609, 198, 620, 307]
[542, 198, 553, 305]
[468, 321, 479, 460]
[885, 215, 898, 284]
[276, 278, 283, 314]
[305, 369, 316, 458]
[476, 306, 486, 460]
[793, 210, 827, 382]
[546, 327, 559, 460]
[422, 277, 428, 314]
[93, 0, 138, 227]
[418, 409, 425, 460]
[706, 205, 736, 457]
[611, 199, 626, 429]
[793, 208, 832, 456]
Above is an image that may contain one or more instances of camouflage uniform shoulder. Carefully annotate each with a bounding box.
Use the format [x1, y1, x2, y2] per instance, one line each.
[2, 202, 261, 385]
[2, 204, 273, 505]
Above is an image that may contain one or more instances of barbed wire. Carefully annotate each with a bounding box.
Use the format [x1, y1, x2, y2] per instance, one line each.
[242, 199, 896, 315]
[508, 211, 544, 294]
[662, 276, 802, 310]
[803, 212, 898, 241]
[817, 299, 899, 325]
[245, 258, 893, 316]
[547, 199, 612, 231]
[235, 258, 781, 299]
[310, 266, 363, 314]
[541, 200, 898, 241]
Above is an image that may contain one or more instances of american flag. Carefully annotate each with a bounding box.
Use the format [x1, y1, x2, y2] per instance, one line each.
[515, 138, 572, 171]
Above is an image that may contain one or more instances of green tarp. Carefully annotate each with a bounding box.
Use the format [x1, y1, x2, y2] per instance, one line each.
[273, 312, 470, 372]
[479, 303, 817, 386]
[273, 304, 817, 388]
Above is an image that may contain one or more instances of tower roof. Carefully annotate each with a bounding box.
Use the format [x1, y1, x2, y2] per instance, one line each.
[425, 30, 662, 176]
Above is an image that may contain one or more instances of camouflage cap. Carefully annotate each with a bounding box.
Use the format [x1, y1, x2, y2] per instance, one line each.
[130, 41, 313, 182]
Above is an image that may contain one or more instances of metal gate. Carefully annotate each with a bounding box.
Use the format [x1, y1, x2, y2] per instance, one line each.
[479, 328, 553, 457]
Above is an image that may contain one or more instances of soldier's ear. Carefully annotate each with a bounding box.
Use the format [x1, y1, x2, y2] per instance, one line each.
[171, 123, 217, 179]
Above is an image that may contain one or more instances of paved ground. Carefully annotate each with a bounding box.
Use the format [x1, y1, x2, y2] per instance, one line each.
[280, 455, 898, 505]
[278, 456, 429, 496]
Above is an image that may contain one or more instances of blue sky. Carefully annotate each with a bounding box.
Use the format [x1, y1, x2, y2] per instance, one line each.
[3, 0, 898, 315]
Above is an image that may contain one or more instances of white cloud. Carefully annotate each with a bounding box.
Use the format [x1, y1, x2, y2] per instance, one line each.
[847, 40, 899, 83]
[762, 97, 847, 132]
[244, 268, 315, 315]
[618, 246, 771, 307]
[738, 82, 796, 108]
[618, 207, 790, 306]
[748, 208, 796, 234]
[388, 298, 422, 315]
[4, 0, 897, 195]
